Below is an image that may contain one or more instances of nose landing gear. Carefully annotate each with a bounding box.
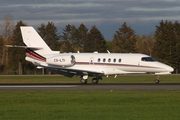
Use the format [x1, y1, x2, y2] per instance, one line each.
[155, 76, 160, 84]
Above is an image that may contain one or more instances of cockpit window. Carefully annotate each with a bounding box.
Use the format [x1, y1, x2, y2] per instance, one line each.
[141, 57, 156, 62]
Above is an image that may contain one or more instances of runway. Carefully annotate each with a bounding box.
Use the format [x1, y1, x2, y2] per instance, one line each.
[0, 84, 180, 91]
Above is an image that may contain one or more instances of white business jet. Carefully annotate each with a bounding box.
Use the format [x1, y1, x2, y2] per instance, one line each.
[8, 26, 174, 84]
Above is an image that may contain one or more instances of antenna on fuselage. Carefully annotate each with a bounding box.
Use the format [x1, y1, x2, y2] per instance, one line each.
[107, 50, 110, 53]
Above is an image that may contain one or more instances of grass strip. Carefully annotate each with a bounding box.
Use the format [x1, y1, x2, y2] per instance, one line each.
[0, 91, 180, 120]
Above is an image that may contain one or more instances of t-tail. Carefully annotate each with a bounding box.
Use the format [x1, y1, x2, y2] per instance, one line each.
[20, 26, 54, 66]
[20, 26, 52, 55]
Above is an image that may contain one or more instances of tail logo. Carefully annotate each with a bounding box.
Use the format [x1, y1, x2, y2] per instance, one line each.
[25, 48, 46, 62]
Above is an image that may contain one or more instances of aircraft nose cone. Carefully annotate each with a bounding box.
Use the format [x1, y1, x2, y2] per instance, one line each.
[167, 66, 174, 72]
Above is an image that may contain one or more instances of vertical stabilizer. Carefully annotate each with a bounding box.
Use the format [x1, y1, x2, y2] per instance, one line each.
[20, 26, 52, 54]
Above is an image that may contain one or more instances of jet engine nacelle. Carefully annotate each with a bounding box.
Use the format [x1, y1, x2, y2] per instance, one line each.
[46, 55, 76, 67]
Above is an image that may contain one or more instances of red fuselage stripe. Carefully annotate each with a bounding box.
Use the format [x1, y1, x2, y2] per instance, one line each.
[75, 62, 159, 69]
[25, 49, 46, 61]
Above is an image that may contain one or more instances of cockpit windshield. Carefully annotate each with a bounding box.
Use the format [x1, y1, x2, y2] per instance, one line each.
[141, 57, 156, 62]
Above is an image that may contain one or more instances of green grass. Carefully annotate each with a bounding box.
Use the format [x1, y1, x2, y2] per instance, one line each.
[0, 74, 180, 84]
[0, 91, 180, 120]
[0, 75, 180, 119]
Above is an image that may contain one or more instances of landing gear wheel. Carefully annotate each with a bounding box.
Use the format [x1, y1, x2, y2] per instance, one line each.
[155, 76, 160, 84]
[80, 79, 87, 84]
[155, 79, 159, 84]
[92, 78, 99, 84]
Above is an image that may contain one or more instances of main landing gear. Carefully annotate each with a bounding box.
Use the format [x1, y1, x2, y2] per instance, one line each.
[80, 75, 102, 84]
[155, 75, 160, 84]
[80, 79, 88, 84]
[92, 77, 99, 84]
[80, 75, 88, 84]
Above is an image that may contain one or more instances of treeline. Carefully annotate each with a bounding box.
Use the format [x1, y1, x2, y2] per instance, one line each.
[0, 15, 180, 74]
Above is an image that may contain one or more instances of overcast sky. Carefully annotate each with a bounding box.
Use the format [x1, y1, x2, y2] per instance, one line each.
[0, 0, 180, 40]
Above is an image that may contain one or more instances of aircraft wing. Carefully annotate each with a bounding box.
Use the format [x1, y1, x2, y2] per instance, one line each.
[47, 66, 144, 77]
[46, 66, 103, 77]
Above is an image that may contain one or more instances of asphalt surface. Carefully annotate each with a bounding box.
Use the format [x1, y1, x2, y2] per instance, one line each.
[0, 83, 180, 91]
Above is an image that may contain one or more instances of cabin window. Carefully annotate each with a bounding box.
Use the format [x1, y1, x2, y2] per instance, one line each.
[113, 58, 116, 63]
[119, 59, 121, 63]
[141, 57, 156, 62]
[108, 58, 111, 62]
[103, 58, 106, 62]
[98, 58, 100, 62]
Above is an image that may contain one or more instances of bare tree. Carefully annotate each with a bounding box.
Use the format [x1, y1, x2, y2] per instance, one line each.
[0, 14, 14, 74]
[1, 13, 14, 40]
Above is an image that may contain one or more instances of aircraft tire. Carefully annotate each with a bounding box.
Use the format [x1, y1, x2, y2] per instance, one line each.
[155, 79, 159, 84]
[92, 78, 99, 84]
[80, 79, 87, 84]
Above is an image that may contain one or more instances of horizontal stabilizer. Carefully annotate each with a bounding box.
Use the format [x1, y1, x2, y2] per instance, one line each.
[5, 45, 43, 50]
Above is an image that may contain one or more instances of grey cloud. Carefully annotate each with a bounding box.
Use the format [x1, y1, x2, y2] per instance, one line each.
[0, 0, 180, 39]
